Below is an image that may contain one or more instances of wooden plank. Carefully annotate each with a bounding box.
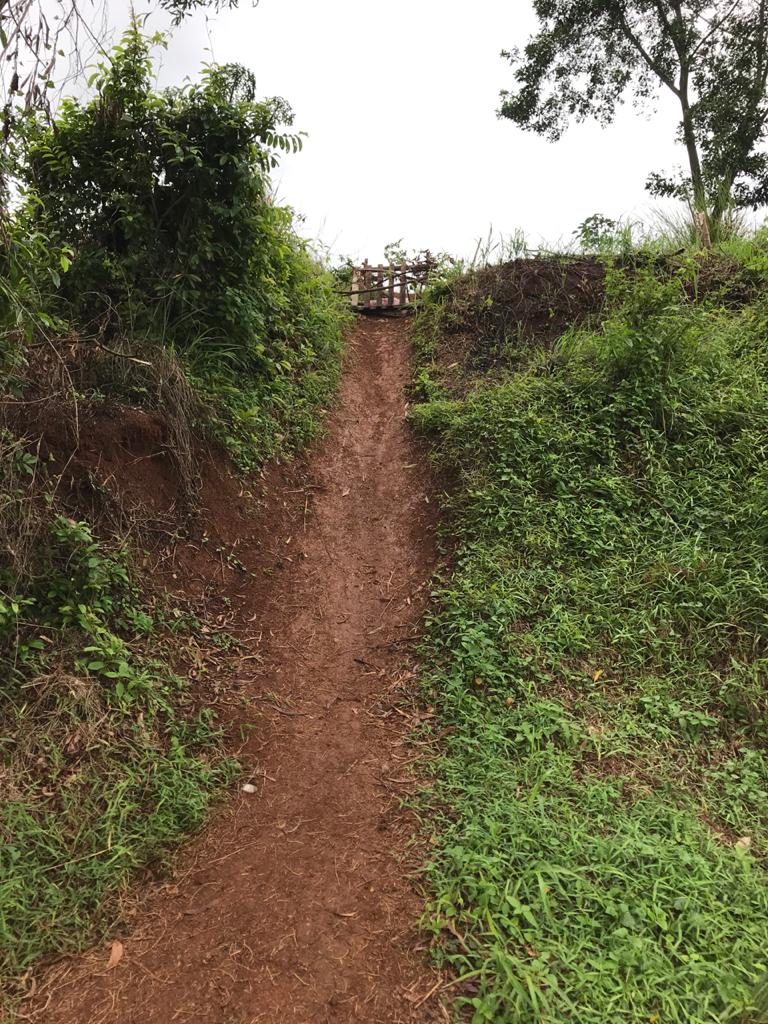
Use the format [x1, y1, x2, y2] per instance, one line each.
[337, 277, 426, 297]
[344, 260, 437, 308]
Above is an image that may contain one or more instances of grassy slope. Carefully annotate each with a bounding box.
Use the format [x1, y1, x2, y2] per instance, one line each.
[413, 263, 768, 1022]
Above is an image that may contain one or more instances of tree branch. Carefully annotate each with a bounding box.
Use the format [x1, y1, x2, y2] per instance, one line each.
[757, 0, 768, 91]
[690, 0, 742, 60]
[615, 8, 680, 96]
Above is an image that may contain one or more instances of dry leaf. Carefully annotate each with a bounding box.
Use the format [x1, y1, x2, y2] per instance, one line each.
[106, 940, 124, 970]
[593, 669, 604, 682]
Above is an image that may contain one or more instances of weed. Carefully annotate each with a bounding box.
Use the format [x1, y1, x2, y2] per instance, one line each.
[0, 475, 238, 993]
[414, 265, 768, 1021]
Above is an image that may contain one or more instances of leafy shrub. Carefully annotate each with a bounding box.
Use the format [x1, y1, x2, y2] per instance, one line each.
[19, 24, 346, 463]
[25, 32, 291, 363]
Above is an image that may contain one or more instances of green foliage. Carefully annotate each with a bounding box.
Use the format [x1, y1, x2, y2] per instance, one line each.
[413, 267, 768, 1021]
[0, 203, 72, 398]
[500, 2, 768, 232]
[26, 30, 301, 368]
[0, 451, 236, 986]
[573, 213, 638, 255]
[184, 226, 345, 470]
[17, 25, 345, 462]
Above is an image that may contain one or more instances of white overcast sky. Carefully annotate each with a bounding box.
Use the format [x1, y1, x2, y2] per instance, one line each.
[114, 0, 686, 260]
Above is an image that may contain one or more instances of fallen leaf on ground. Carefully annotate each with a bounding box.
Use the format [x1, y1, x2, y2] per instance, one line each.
[106, 940, 124, 970]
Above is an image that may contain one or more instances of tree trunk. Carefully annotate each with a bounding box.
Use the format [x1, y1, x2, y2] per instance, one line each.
[709, 173, 737, 241]
[678, 66, 711, 243]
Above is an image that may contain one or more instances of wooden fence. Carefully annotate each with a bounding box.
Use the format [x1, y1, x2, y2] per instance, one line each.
[344, 259, 434, 311]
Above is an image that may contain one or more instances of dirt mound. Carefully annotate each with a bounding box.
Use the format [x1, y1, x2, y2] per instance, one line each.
[3, 386, 240, 542]
[467, 256, 605, 352]
[689, 251, 766, 306]
[57, 403, 184, 518]
[2, 380, 304, 749]
[430, 252, 765, 387]
[431, 257, 605, 385]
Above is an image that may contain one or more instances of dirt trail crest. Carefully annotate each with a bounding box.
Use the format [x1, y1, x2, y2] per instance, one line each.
[29, 317, 444, 1024]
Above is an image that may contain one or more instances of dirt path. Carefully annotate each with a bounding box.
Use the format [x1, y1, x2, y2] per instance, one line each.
[30, 318, 443, 1024]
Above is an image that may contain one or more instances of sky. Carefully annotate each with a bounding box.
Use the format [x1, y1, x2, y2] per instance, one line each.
[116, 0, 686, 261]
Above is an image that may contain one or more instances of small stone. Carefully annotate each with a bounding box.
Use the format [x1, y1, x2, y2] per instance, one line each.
[241, 783, 257, 794]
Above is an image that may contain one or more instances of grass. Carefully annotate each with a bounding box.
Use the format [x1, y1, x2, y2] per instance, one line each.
[0, 501, 238, 996]
[412, 259, 768, 1022]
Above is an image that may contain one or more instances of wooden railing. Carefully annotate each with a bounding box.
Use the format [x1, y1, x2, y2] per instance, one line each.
[343, 259, 435, 311]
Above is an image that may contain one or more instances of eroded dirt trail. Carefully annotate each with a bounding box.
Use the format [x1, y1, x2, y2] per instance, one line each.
[34, 318, 441, 1024]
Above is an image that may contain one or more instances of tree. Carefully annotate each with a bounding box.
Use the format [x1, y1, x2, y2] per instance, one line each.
[161, 0, 243, 20]
[499, 1, 768, 237]
[0, 0, 248, 320]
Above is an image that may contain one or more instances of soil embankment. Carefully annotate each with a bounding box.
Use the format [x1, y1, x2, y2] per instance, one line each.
[26, 316, 443, 1024]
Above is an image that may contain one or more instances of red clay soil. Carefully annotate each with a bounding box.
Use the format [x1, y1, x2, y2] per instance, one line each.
[23, 317, 446, 1024]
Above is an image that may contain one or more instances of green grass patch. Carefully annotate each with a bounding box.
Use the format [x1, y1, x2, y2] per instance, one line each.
[413, 267, 768, 1022]
[0, 496, 237, 993]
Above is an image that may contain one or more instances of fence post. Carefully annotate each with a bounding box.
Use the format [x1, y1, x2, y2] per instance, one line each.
[362, 259, 370, 310]
[346, 260, 423, 311]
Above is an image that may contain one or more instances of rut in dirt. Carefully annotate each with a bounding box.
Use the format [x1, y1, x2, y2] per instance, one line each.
[30, 317, 444, 1024]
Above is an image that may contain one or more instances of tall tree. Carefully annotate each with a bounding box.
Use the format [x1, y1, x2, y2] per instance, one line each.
[500, 1, 768, 236]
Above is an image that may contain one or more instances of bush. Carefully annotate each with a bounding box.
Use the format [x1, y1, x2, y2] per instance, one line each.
[19, 24, 346, 464]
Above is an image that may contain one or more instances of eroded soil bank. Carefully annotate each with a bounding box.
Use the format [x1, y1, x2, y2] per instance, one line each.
[25, 317, 443, 1024]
